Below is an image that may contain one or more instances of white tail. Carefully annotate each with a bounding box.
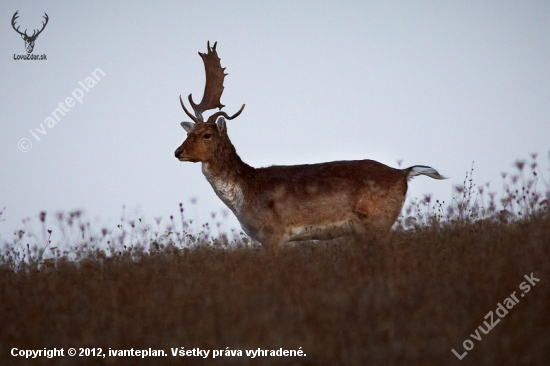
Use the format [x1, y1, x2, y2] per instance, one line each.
[407, 165, 446, 180]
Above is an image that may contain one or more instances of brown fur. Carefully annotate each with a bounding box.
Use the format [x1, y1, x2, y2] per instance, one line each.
[175, 121, 440, 250]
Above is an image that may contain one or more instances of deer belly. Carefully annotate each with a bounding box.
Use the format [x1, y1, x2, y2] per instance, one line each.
[287, 220, 357, 241]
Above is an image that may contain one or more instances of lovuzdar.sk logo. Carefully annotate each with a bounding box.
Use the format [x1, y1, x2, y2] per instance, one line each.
[12, 10, 48, 60]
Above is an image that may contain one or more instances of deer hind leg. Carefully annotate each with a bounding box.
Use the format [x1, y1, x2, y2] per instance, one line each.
[351, 208, 390, 245]
[354, 190, 406, 244]
[260, 234, 286, 255]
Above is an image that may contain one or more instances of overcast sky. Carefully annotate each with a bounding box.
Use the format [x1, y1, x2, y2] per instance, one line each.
[1, 1, 549, 242]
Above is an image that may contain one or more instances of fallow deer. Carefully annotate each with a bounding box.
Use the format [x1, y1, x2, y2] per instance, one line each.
[175, 42, 445, 249]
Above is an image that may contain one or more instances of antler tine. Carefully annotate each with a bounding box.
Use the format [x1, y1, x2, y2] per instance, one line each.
[35, 13, 49, 36]
[206, 104, 246, 124]
[180, 95, 200, 123]
[187, 94, 204, 121]
[227, 103, 246, 119]
[11, 11, 26, 36]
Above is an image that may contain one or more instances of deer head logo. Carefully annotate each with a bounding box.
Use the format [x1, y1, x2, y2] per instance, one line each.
[12, 10, 49, 54]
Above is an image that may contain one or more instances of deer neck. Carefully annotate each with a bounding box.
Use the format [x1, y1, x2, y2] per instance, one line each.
[201, 141, 252, 216]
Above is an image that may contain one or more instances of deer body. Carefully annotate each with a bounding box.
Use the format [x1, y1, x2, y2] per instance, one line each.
[206, 159, 410, 246]
[175, 42, 444, 249]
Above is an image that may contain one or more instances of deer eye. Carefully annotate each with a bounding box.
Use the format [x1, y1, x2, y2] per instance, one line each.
[203, 133, 212, 140]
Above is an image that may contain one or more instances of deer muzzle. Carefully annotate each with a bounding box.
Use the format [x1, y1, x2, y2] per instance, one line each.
[174, 146, 197, 162]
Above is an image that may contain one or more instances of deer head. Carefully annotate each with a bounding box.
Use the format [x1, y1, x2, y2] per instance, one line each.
[12, 11, 49, 54]
[175, 42, 245, 163]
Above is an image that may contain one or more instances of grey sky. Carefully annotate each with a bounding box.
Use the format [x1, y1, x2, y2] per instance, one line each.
[1, 1, 549, 240]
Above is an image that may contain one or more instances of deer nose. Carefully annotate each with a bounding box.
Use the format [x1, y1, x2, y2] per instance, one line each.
[174, 148, 182, 158]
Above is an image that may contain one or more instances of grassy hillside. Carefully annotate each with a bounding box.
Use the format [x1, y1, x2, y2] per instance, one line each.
[1, 154, 549, 365]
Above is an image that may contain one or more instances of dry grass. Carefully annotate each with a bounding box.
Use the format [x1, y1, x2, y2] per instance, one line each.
[1, 154, 549, 365]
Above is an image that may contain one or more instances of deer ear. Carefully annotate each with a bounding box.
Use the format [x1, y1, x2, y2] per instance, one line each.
[216, 116, 226, 134]
[180, 122, 194, 132]
[21, 34, 25, 40]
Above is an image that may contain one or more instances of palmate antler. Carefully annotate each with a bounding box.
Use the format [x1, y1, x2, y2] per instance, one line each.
[180, 41, 245, 124]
